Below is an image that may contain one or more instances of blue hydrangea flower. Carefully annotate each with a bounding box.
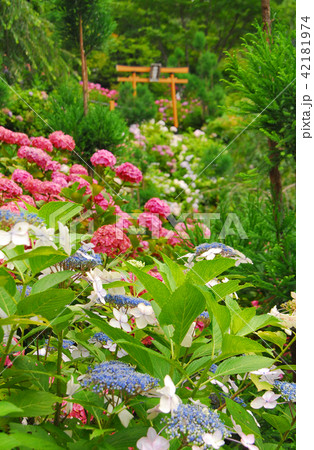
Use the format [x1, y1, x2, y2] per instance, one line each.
[274, 380, 296, 401]
[89, 332, 110, 344]
[60, 246, 102, 271]
[0, 210, 44, 228]
[81, 361, 159, 395]
[62, 339, 75, 349]
[198, 311, 209, 319]
[104, 293, 150, 308]
[164, 403, 230, 446]
[16, 285, 32, 296]
[195, 242, 238, 257]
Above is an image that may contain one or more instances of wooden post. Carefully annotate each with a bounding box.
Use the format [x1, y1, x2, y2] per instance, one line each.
[132, 72, 137, 97]
[79, 14, 89, 116]
[170, 73, 178, 128]
[109, 100, 115, 111]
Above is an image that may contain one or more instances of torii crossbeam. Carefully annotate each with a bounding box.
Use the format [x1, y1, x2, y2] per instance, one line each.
[116, 65, 189, 128]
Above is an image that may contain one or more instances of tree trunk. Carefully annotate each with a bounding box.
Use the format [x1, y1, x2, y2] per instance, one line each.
[261, 0, 283, 221]
[261, 0, 271, 33]
[79, 14, 89, 116]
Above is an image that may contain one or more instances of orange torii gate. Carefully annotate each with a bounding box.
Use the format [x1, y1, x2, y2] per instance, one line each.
[116, 64, 189, 128]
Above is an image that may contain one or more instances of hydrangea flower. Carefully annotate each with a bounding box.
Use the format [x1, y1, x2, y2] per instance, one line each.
[144, 197, 171, 217]
[0, 178, 23, 199]
[104, 293, 150, 308]
[11, 169, 33, 184]
[90, 149, 116, 167]
[115, 162, 143, 184]
[17, 146, 52, 170]
[81, 361, 159, 395]
[164, 403, 230, 447]
[180, 242, 253, 268]
[30, 136, 53, 152]
[61, 246, 102, 271]
[109, 307, 131, 332]
[138, 212, 163, 236]
[49, 131, 75, 151]
[250, 391, 280, 409]
[91, 224, 131, 257]
[137, 428, 170, 450]
[273, 380, 296, 401]
[129, 303, 157, 329]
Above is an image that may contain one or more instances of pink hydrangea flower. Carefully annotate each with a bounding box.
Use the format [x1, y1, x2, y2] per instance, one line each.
[0, 126, 14, 143]
[41, 181, 62, 195]
[69, 164, 88, 176]
[30, 136, 53, 152]
[115, 162, 143, 184]
[0, 178, 23, 199]
[19, 195, 36, 207]
[11, 169, 33, 184]
[49, 131, 75, 151]
[45, 160, 61, 172]
[0, 128, 30, 146]
[138, 212, 162, 236]
[91, 224, 131, 257]
[68, 174, 92, 195]
[12, 132, 31, 146]
[0, 202, 20, 213]
[147, 269, 164, 282]
[90, 149, 116, 167]
[23, 177, 45, 194]
[94, 192, 114, 211]
[114, 205, 133, 229]
[17, 146, 52, 170]
[61, 402, 88, 424]
[144, 197, 171, 217]
[51, 176, 68, 188]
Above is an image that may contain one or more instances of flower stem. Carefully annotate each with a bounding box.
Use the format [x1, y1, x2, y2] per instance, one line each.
[54, 331, 63, 426]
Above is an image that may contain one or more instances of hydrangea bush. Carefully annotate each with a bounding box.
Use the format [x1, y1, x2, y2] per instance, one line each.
[0, 125, 296, 449]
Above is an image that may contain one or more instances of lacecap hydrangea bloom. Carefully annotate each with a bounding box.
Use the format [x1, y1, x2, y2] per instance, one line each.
[163, 403, 230, 447]
[81, 361, 159, 395]
[274, 380, 296, 402]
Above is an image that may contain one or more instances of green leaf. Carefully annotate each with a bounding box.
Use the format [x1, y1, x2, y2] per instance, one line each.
[257, 331, 287, 350]
[214, 355, 275, 376]
[236, 315, 281, 336]
[0, 268, 18, 315]
[187, 258, 236, 284]
[17, 289, 75, 320]
[158, 282, 206, 345]
[4, 390, 60, 417]
[85, 311, 172, 379]
[211, 280, 253, 300]
[153, 253, 185, 291]
[102, 426, 149, 449]
[219, 334, 270, 359]
[31, 271, 75, 294]
[125, 262, 171, 307]
[262, 412, 292, 435]
[37, 201, 82, 228]
[4, 357, 61, 391]
[225, 398, 263, 448]
[0, 401, 23, 417]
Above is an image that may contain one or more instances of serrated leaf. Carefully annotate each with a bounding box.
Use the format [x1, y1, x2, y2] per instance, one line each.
[17, 289, 75, 320]
[31, 271, 75, 294]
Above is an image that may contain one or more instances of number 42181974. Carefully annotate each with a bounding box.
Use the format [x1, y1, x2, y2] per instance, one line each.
[301, 16, 311, 79]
